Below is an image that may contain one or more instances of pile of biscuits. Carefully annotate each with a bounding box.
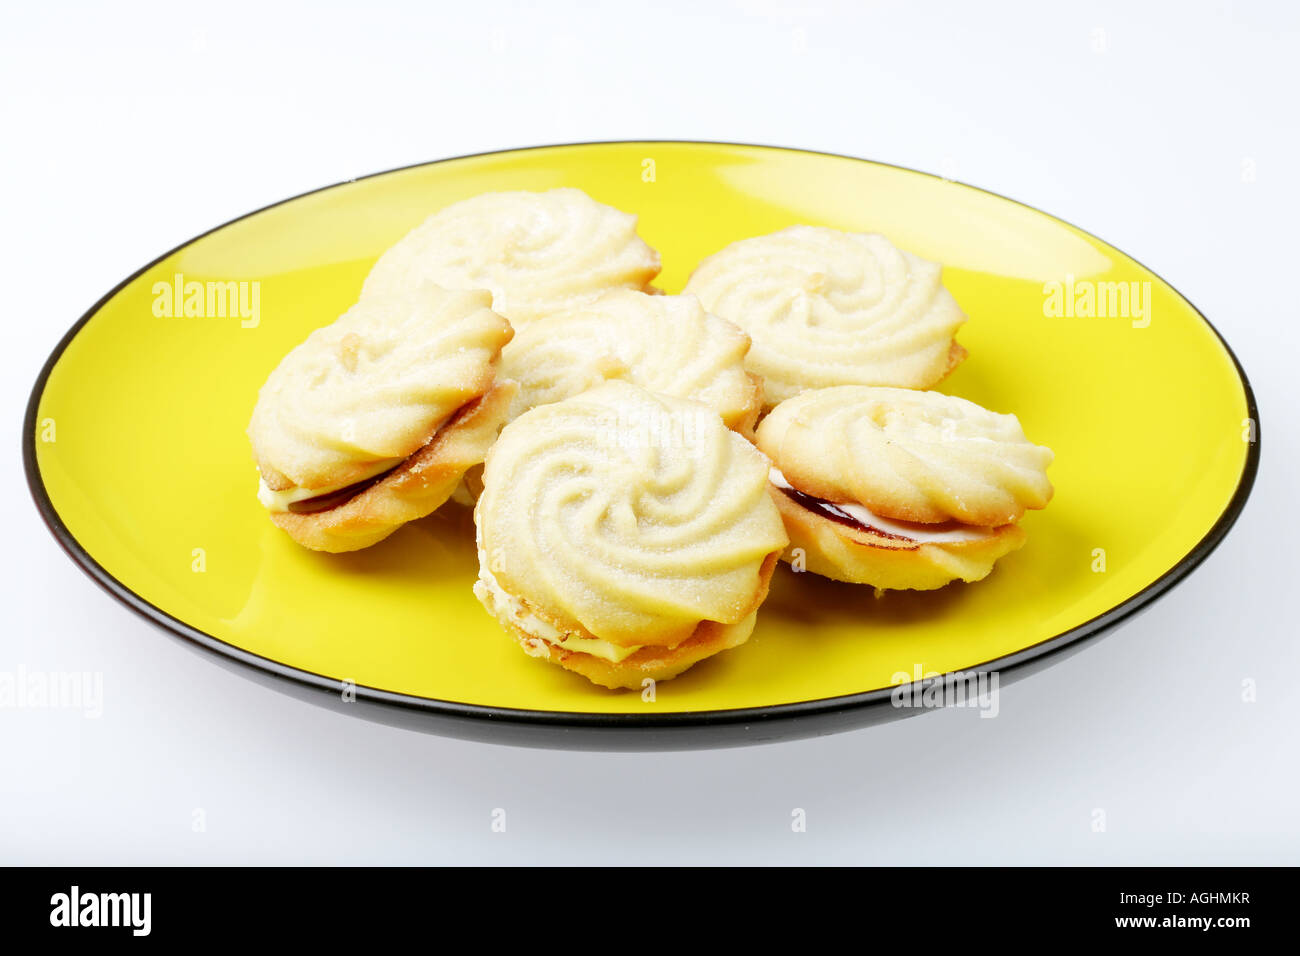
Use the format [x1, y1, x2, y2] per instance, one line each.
[249, 188, 1054, 689]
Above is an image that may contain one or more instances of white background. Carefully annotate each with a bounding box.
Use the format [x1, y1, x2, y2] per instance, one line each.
[3, 0, 1295, 864]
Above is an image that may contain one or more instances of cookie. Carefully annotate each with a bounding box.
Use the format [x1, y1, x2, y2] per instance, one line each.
[756, 386, 1053, 589]
[684, 226, 966, 405]
[361, 188, 661, 326]
[248, 283, 514, 552]
[473, 381, 788, 688]
[498, 289, 763, 435]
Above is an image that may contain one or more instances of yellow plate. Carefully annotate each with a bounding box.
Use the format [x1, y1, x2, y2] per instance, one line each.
[24, 142, 1259, 749]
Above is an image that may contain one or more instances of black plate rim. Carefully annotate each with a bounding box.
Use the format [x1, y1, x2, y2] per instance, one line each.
[21, 140, 1262, 744]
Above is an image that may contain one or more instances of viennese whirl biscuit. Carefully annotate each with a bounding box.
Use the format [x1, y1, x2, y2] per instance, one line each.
[756, 386, 1053, 590]
[497, 289, 763, 434]
[473, 381, 788, 689]
[684, 226, 967, 406]
[361, 188, 661, 326]
[248, 284, 515, 552]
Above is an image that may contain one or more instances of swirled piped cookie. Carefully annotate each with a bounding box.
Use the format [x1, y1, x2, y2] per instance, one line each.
[684, 226, 967, 406]
[498, 289, 763, 434]
[361, 188, 661, 326]
[248, 283, 516, 552]
[473, 381, 788, 689]
[756, 386, 1053, 590]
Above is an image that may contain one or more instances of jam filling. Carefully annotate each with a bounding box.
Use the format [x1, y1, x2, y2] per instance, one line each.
[272, 398, 485, 516]
[287, 465, 401, 514]
[778, 486, 918, 544]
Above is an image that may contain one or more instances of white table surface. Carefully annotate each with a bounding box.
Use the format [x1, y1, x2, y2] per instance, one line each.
[3, 0, 1295, 864]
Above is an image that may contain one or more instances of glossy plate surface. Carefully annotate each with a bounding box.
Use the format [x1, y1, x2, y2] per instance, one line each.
[24, 142, 1258, 749]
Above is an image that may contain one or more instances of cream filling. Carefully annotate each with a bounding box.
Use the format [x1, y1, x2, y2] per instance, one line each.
[768, 467, 996, 544]
[449, 480, 476, 507]
[474, 559, 646, 663]
[257, 457, 405, 513]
